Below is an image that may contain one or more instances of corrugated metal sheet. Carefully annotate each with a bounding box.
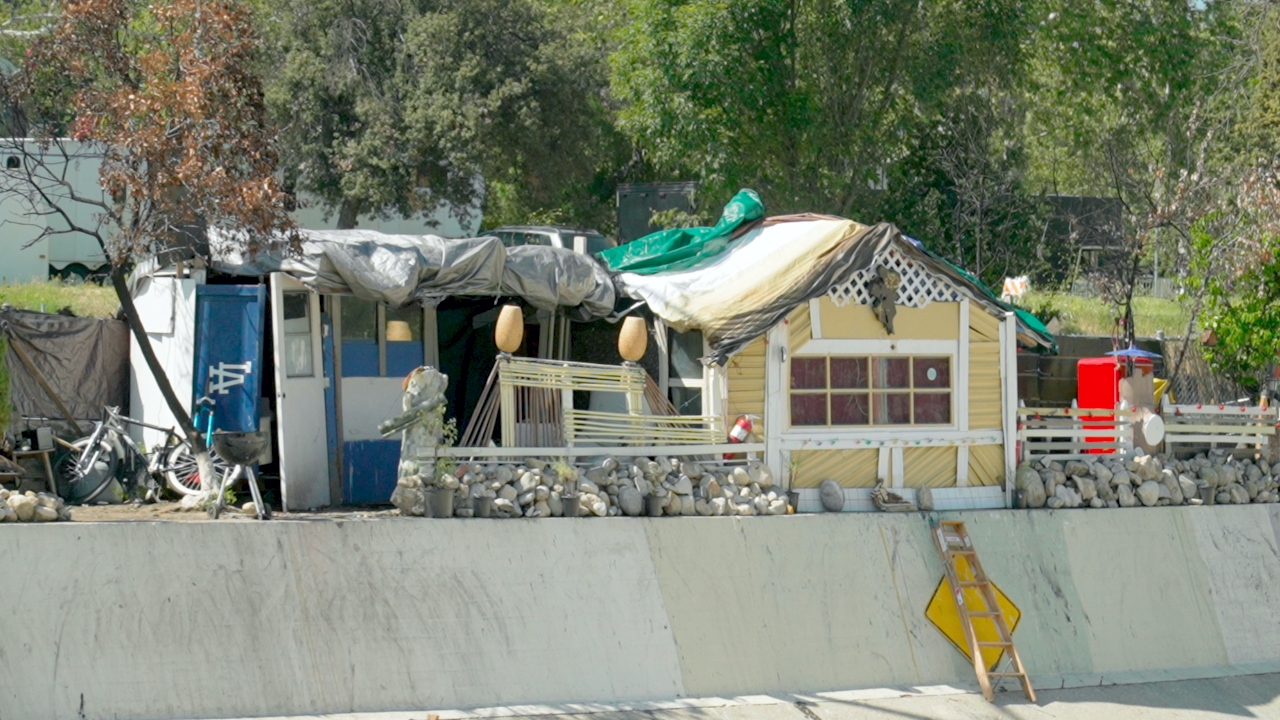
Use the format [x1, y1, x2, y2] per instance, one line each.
[727, 336, 766, 428]
[903, 446, 957, 488]
[791, 449, 879, 488]
[969, 309, 1000, 343]
[968, 444, 1005, 486]
[788, 303, 811, 351]
[969, 342, 1002, 429]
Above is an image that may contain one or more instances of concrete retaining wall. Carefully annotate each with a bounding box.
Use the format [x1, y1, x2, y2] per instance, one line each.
[5, 506, 1280, 719]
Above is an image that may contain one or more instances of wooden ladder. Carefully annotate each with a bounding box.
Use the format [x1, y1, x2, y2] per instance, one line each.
[932, 519, 1036, 703]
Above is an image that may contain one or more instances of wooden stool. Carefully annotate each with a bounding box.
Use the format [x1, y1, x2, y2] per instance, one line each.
[12, 449, 57, 495]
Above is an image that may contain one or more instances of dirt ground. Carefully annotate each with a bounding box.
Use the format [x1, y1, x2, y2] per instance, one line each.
[64, 500, 401, 522]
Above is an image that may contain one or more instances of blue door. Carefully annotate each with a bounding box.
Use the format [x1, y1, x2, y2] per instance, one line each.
[192, 285, 267, 432]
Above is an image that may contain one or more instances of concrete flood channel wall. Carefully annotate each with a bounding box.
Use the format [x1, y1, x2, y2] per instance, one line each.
[5, 506, 1280, 719]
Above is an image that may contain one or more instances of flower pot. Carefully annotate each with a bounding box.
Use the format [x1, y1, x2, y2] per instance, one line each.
[475, 495, 493, 518]
[561, 494, 580, 518]
[787, 490, 801, 513]
[1199, 485, 1215, 505]
[421, 488, 436, 518]
[432, 488, 454, 518]
[644, 494, 664, 517]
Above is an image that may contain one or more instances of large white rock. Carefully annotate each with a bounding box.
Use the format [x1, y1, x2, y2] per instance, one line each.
[695, 498, 713, 516]
[34, 505, 58, 522]
[820, 479, 844, 512]
[577, 478, 600, 496]
[757, 465, 775, 488]
[1092, 463, 1113, 483]
[710, 497, 728, 516]
[7, 494, 35, 522]
[547, 492, 563, 517]
[768, 498, 788, 515]
[1136, 481, 1161, 507]
[498, 484, 518, 502]
[917, 487, 934, 512]
[680, 496, 697, 516]
[1110, 469, 1131, 487]
[732, 466, 751, 485]
[670, 475, 693, 496]
[1054, 484, 1082, 509]
[517, 471, 539, 493]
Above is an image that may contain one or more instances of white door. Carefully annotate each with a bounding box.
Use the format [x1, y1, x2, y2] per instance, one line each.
[270, 273, 330, 510]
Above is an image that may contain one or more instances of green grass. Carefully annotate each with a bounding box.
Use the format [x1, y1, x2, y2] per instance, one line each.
[0, 279, 119, 318]
[1020, 291, 1193, 338]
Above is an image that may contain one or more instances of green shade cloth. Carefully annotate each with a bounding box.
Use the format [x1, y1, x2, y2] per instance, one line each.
[598, 189, 764, 274]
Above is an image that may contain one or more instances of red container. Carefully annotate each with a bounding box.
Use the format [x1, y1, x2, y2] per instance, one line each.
[1077, 357, 1152, 453]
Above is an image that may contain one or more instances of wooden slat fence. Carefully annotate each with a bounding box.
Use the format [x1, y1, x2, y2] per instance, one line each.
[1163, 403, 1278, 455]
[1017, 407, 1133, 462]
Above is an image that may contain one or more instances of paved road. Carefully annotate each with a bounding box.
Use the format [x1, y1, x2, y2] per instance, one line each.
[231, 673, 1280, 720]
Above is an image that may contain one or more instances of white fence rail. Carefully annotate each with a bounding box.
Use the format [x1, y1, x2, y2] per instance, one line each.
[1163, 403, 1277, 455]
[1017, 407, 1133, 462]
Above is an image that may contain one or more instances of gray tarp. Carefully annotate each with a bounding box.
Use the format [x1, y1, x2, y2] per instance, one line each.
[210, 229, 616, 321]
[1, 308, 130, 426]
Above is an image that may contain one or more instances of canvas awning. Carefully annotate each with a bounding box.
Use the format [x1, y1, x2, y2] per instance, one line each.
[613, 216, 1056, 364]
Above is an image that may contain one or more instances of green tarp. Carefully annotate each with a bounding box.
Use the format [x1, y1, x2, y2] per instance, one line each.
[598, 189, 764, 274]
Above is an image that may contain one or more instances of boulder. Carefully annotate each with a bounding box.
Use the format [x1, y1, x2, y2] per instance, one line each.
[670, 475, 693, 496]
[1046, 496, 1065, 509]
[757, 465, 775, 488]
[1230, 484, 1251, 505]
[1117, 483, 1136, 507]
[1075, 476, 1097, 502]
[547, 492, 563, 517]
[1023, 474, 1047, 508]
[1092, 464, 1113, 483]
[1015, 463, 1040, 490]
[1136, 481, 1161, 507]
[1110, 469, 1131, 487]
[1064, 460, 1091, 478]
[710, 497, 729, 516]
[1054, 484, 1082, 509]
[820, 479, 844, 512]
[7, 489, 36, 517]
[498, 484, 518, 502]
[695, 499, 714, 516]
[517, 472, 539, 493]
[618, 486, 643, 516]
[34, 505, 58, 522]
[1089, 497, 1105, 509]
[917, 487, 935, 512]
[681, 496, 697, 516]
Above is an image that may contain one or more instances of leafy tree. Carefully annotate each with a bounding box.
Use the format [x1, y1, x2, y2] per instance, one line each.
[262, 0, 622, 231]
[1, 0, 296, 488]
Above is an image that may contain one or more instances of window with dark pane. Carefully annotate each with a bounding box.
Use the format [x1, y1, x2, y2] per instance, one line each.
[831, 393, 869, 424]
[872, 357, 910, 388]
[791, 393, 827, 425]
[830, 357, 868, 388]
[914, 393, 951, 424]
[913, 357, 950, 389]
[791, 357, 827, 389]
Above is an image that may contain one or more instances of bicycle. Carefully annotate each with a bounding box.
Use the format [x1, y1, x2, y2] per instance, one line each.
[53, 406, 165, 503]
[162, 394, 233, 497]
[52, 405, 231, 502]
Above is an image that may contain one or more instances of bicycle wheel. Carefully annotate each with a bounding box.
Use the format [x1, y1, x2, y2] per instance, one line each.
[53, 435, 122, 504]
[163, 442, 231, 496]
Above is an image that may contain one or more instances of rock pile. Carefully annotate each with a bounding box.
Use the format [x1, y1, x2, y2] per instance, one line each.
[1015, 450, 1280, 509]
[393, 456, 788, 518]
[0, 488, 72, 522]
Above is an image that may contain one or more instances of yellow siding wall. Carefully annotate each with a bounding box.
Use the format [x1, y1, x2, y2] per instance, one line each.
[817, 297, 959, 340]
[969, 310, 1003, 430]
[791, 449, 879, 488]
[788, 303, 811, 351]
[726, 336, 766, 431]
[902, 446, 958, 488]
[968, 444, 1005, 486]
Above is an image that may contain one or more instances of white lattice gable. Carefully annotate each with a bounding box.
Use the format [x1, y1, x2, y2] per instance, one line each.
[827, 245, 965, 308]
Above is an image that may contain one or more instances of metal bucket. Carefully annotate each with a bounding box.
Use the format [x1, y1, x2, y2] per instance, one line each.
[475, 495, 493, 518]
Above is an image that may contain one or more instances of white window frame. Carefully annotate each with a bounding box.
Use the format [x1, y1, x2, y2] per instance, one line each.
[655, 319, 719, 416]
[332, 295, 437, 377]
[786, 353, 956, 429]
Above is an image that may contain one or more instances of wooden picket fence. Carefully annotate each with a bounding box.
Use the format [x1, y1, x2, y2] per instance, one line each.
[1162, 403, 1278, 456]
[1017, 407, 1134, 462]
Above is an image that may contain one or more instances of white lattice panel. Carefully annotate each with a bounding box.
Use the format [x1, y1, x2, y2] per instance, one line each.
[827, 247, 964, 308]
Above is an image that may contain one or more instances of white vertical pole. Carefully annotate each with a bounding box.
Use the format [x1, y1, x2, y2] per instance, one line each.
[957, 299, 970, 487]
[1001, 312, 1018, 508]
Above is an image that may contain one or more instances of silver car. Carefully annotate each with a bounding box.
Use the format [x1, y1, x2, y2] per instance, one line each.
[490, 225, 616, 256]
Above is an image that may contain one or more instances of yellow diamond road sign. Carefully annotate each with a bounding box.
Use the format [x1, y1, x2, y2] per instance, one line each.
[924, 558, 1021, 671]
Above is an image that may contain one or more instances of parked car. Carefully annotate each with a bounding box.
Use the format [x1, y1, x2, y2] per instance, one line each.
[489, 225, 616, 256]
